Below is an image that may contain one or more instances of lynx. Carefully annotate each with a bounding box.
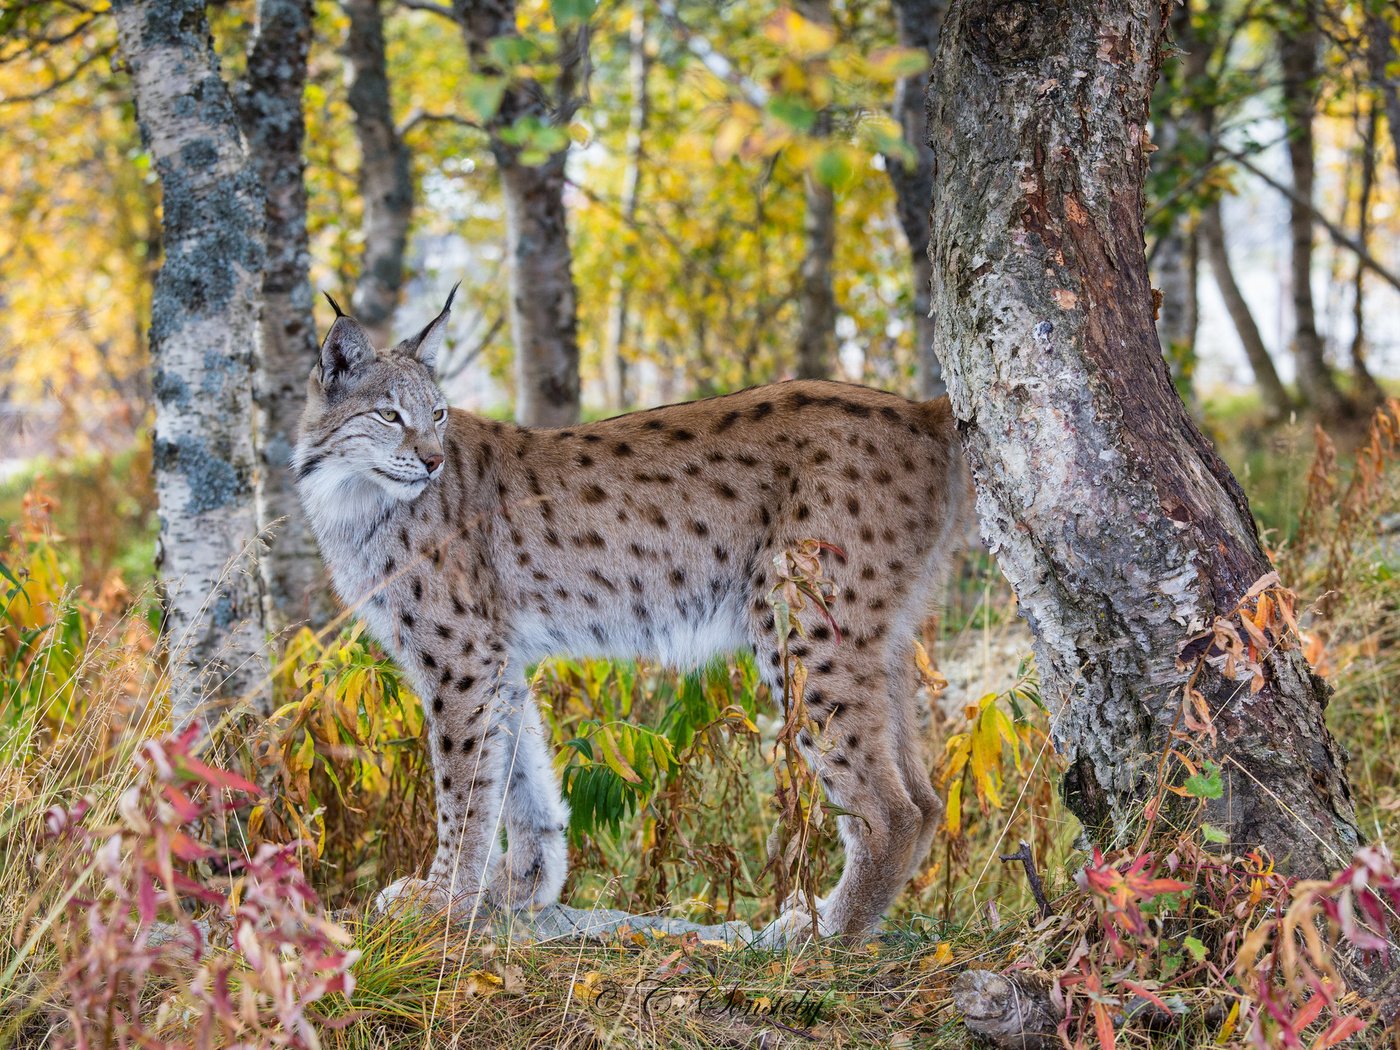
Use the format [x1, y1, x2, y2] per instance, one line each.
[293, 290, 972, 943]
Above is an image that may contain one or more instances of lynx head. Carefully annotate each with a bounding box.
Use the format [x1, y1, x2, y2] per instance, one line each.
[293, 287, 456, 523]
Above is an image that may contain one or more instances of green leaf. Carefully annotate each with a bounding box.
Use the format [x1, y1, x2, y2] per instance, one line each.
[765, 95, 817, 133]
[551, 0, 597, 25]
[1183, 935, 1208, 963]
[813, 147, 854, 189]
[1183, 760, 1223, 799]
[463, 76, 507, 123]
[1201, 823, 1229, 844]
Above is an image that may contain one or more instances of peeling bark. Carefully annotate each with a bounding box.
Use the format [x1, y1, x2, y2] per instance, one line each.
[795, 0, 837, 382]
[344, 0, 414, 347]
[113, 0, 270, 723]
[928, 0, 1357, 873]
[1279, 20, 1351, 420]
[237, 0, 333, 635]
[1198, 201, 1292, 418]
[454, 0, 584, 426]
[889, 0, 945, 398]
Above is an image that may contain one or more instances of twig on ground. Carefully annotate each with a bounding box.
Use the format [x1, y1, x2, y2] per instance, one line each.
[998, 841, 1052, 921]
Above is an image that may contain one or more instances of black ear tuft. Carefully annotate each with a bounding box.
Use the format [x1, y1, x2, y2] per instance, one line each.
[393, 283, 458, 371]
[324, 291, 347, 318]
[319, 314, 375, 386]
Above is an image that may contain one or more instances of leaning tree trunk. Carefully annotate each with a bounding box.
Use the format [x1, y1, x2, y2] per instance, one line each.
[113, 0, 270, 724]
[795, 0, 837, 381]
[928, 0, 1357, 873]
[237, 0, 332, 634]
[455, 0, 583, 427]
[1198, 202, 1293, 418]
[889, 0, 946, 398]
[344, 0, 413, 347]
[1279, 21, 1351, 420]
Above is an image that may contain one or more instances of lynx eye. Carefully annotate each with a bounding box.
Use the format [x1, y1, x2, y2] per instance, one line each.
[433, 408, 447, 423]
[376, 409, 401, 424]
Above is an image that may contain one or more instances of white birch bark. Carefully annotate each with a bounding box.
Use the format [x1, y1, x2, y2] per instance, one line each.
[113, 0, 270, 724]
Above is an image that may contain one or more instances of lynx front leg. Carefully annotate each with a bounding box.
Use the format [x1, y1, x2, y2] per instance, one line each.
[489, 686, 570, 911]
[378, 674, 509, 927]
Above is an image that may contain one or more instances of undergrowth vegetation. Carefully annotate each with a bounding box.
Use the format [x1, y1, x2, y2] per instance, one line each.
[2, 399, 1399, 1047]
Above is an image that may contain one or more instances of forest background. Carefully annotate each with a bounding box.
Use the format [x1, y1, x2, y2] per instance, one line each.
[3, 0, 1400, 1047]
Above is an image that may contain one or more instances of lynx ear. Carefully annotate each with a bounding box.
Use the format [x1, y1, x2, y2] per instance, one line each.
[318, 297, 376, 386]
[393, 283, 458, 371]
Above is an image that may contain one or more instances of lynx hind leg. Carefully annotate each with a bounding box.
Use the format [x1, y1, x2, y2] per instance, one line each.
[754, 630, 922, 945]
[489, 687, 570, 911]
[887, 637, 944, 884]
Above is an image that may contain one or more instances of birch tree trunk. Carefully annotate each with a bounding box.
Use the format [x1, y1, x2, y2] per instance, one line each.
[794, 0, 837, 382]
[1199, 201, 1293, 418]
[928, 0, 1358, 873]
[237, 0, 332, 633]
[601, 0, 649, 413]
[344, 0, 413, 347]
[1279, 20, 1351, 420]
[454, 0, 583, 427]
[113, 0, 270, 724]
[888, 0, 945, 398]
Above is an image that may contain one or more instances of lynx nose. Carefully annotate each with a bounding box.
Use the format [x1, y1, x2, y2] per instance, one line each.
[421, 452, 444, 474]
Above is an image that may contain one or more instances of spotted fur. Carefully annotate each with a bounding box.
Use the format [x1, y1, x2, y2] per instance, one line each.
[293, 294, 973, 942]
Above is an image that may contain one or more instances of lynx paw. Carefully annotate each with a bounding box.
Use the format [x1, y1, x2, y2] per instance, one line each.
[373, 877, 490, 927]
[487, 837, 567, 911]
[754, 895, 837, 948]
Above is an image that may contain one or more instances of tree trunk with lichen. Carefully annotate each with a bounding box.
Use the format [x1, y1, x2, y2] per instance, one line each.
[237, 0, 333, 635]
[888, 0, 945, 398]
[113, 0, 270, 724]
[928, 0, 1357, 874]
[455, 0, 583, 427]
[344, 0, 413, 347]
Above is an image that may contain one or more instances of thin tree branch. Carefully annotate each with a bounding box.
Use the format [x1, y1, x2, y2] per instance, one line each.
[397, 108, 484, 137]
[1227, 149, 1400, 295]
[0, 43, 113, 103]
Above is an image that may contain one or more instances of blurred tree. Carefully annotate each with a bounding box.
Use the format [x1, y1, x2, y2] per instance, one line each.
[886, 0, 944, 399]
[1347, 87, 1387, 407]
[1278, 9, 1354, 420]
[111, 0, 270, 722]
[794, 0, 837, 381]
[343, 0, 413, 346]
[929, 0, 1358, 872]
[1149, 0, 1200, 400]
[236, 0, 332, 633]
[1199, 200, 1294, 417]
[451, 0, 588, 426]
[600, 0, 650, 412]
